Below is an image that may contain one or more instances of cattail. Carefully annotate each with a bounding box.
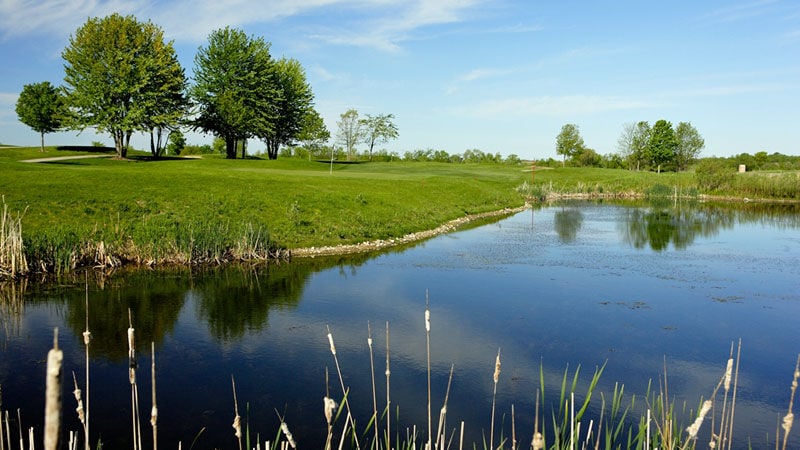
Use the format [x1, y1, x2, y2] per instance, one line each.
[686, 400, 713, 439]
[532, 432, 543, 450]
[327, 332, 336, 355]
[280, 421, 297, 449]
[493, 351, 501, 384]
[324, 397, 337, 426]
[425, 309, 430, 332]
[723, 358, 734, 392]
[44, 328, 63, 450]
[232, 415, 242, 439]
[72, 373, 85, 425]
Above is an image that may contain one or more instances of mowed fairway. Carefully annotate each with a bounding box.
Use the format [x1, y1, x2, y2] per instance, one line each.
[0, 147, 528, 256]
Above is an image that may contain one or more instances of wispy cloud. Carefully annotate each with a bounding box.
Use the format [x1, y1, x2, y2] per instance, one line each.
[445, 67, 513, 94]
[0, 0, 485, 51]
[308, 0, 484, 52]
[453, 95, 651, 118]
[0, 0, 138, 41]
[702, 0, 780, 23]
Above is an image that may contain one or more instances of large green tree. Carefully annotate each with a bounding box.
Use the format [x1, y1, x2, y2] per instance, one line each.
[62, 14, 187, 158]
[555, 123, 585, 166]
[192, 27, 278, 159]
[674, 121, 704, 171]
[262, 58, 314, 160]
[15, 81, 65, 152]
[647, 119, 677, 173]
[336, 109, 361, 160]
[360, 113, 398, 161]
[297, 109, 330, 158]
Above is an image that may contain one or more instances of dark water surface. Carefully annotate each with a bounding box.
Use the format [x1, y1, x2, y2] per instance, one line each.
[1, 201, 799, 449]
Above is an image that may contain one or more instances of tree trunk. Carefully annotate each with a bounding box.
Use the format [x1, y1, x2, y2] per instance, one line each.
[40, 132, 45, 152]
[225, 137, 237, 159]
[113, 130, 125, 158]
[240, 139, 247, 159]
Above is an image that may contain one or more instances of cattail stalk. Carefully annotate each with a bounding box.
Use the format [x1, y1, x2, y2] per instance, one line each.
[435, 365, 454, 450]
[367, 322, 378, 450]
[231, 375, 242, 450]
[489, 349, 501, 450]
[425, 292, 432, 450]
[385, 322, 391, 450]
[128, 310, 142, 450]
[781, 354, 800, 450]
[725, 339, 742, 450]
[82, 279, 91, 450]
[326, 325, 360, 450]
[151, 342, 157, 450]
[44, 328, 63, 450]
[71, 373, 86, 441]
[532, 388, 543, 450]
[685, 400, 713, 445]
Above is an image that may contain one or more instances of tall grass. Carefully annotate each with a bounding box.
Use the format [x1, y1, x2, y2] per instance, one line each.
[0, 198, 28, 278]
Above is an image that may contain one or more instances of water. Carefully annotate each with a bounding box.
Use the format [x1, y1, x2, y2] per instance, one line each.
[1, 201, 799, 449]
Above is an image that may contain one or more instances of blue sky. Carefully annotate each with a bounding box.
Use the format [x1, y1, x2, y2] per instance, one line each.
[1, 0, 798, 160]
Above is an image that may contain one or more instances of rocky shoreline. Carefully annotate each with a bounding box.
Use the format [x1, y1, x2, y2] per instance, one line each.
[290, 204, 529, 258]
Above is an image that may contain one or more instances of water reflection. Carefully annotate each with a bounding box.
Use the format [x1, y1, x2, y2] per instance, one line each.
[617, 202, 799, 251]
[553, 208, 584, 243]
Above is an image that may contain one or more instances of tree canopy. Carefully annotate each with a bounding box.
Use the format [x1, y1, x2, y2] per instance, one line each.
[647, 119, 677, 173]
[360, 113, 398, 161]
[336, 109, 361, 160]
[15, 81, 65, 151]
[261, 58, 314, 160]
[674, 122, 705, 171]
[555, 123, 585, 166]
[192, 27, 277, 159]
[62, 14, 186, 158]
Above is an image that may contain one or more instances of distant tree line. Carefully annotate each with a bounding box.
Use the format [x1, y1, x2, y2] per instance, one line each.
[15, 14, 323, 160]
[554, 121, 705, 172]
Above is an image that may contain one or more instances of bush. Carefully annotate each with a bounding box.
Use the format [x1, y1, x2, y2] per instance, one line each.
[695, 159, 736, 191]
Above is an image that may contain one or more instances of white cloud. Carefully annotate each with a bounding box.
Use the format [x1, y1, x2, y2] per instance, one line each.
[0, 0, 484, 51]
[0, 0, 138, 40]
[702, 0, 780, 23]
[452, 95, 651, 118]
[444, 67, 512, 94]
[309, 0, 484, 52]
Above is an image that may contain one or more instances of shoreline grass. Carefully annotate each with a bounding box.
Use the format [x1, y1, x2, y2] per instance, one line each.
[1, 146, 799, 278]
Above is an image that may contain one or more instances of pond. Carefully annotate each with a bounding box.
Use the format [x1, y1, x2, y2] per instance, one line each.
[1, 200, 799, 450]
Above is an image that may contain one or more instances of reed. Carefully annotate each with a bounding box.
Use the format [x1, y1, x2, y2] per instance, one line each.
[44, 328, 63, 450]
[0, 198, 28, 278]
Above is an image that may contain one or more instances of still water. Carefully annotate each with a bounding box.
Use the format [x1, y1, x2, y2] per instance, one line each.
[1, 201, 799, 449]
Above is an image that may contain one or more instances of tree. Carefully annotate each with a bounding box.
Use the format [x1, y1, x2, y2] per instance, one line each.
[336, 109, 361, 160]
[143, 37, 189, 158]
[674, 122, 704, 171]
[62, 14, 187, 158]
[192, 27, 278, 159]
[555, 124, 585, 166]
[15, 81, 65, 152]
[617, 121, 650, 170]
[360, 113, 398, 161]
[261, 58, 314, 160]
[165, 130, 186, 156]
[297, 109, 330, 159]
[647, 119, 677, 173]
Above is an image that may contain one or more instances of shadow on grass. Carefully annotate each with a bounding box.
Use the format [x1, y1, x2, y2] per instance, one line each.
[56, 145, 116, 153]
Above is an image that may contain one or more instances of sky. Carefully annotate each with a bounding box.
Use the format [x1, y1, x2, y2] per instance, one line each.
[1, 0, 799, 160]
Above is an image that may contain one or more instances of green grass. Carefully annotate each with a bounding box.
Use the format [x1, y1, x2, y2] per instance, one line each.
[0, 146, 794, 275]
